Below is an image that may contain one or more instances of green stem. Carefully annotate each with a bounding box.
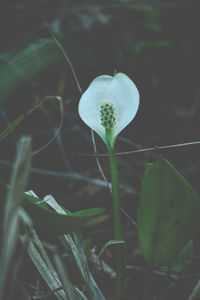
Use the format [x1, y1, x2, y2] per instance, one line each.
[106, 131, 125, 300]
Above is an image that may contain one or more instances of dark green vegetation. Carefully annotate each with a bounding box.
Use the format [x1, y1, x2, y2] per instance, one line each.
[1, 1, 200, 299]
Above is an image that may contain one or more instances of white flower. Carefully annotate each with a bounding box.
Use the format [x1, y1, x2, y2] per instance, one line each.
[78, 72, 140, 146]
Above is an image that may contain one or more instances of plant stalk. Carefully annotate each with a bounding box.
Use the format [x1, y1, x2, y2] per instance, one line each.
[106, 133, 125, 300]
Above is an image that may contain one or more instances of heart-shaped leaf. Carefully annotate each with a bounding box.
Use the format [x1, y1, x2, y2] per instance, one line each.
[138, 157, 200, 267]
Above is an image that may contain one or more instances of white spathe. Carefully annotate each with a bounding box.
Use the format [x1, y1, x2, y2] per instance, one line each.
[78, 72, 140, 145]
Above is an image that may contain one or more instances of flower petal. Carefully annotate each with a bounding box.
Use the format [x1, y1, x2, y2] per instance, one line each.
[78, 73, 140, 144]
[104, 73, 139, 140]
[78, 75, 114, 142]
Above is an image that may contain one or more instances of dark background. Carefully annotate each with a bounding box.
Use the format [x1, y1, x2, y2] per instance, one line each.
[0, 1, 200, 299]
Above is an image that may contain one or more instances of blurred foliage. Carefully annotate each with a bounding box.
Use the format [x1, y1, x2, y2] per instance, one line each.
[0, 39, 62, 101]
[0, 114, 24, 142]
[133, 40, 171, 55]
[162, 239, 194, 272]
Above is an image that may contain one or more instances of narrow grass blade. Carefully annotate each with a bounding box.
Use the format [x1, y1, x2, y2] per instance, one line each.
[0, 136, 32, 299]
[53, 253, 76, 300]
[21, 192, 88, 300]
[188, 280, 200, 300]
[42, 194, 106, 299]
[20, 233, 67, 300]
[0, 114, 24, 143]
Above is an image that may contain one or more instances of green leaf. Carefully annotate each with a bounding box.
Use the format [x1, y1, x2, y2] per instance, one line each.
[146, 7, 162, 32]
[134, 40, 171, 55]
[162, 239, 194, 272]
[0, 38, 62, 101]
[138, 157, 200, 268]
[0, 114, 24, 143]
[23, 193, 105, 237]
[135, 5, 162, 32]
[72, 207, 106, 217]
[0, 181, 105, 237]
[84, 237, 92, 257]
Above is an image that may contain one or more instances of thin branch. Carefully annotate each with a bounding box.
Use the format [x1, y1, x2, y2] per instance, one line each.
[0, 159, 137, 195]
[47, 25, 82, 95]
[126, 265, 178, 280]
[47, 26, 109, 189]
[91, 129, 111, 192]
[74, 140, 200, 157]
[30, 96, 64, 156]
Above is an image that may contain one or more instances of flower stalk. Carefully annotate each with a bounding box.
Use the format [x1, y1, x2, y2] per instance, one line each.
[78, 72, 140, 300]
[106, 129, 125, 300]
[105, 130, 122, 241]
